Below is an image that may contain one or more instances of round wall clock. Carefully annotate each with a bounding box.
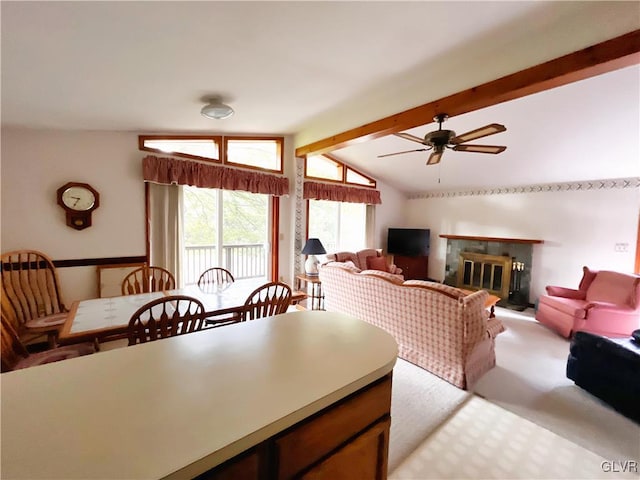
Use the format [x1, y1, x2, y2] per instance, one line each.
[56, 182, 100, 230]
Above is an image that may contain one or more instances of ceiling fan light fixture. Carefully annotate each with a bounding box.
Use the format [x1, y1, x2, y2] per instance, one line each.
[201, 97, 234, 120]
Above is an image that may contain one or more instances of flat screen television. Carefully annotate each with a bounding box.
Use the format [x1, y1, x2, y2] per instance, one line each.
[387, 228, 430, 256]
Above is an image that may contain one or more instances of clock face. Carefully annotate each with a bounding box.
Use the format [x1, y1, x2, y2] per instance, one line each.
[61, 186, 96, 211]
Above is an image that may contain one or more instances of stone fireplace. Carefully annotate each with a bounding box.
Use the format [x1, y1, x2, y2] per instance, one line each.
[441, 235, 543, 307]
[457, 252, 512, 299]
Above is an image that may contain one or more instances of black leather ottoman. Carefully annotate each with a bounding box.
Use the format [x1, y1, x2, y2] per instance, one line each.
[567, 331, 640, 423]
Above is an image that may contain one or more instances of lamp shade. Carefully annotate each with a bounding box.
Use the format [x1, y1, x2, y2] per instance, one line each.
[302, 238, 326, 255]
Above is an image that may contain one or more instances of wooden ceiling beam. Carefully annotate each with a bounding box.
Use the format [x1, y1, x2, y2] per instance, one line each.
[295, 29, 640, 158]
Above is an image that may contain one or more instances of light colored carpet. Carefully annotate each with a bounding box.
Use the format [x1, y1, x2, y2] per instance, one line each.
[390, 396, 636, 480]
[389, 307, 640, 478]
[389, 358, 471, 471]
[473, 307, 640, 463]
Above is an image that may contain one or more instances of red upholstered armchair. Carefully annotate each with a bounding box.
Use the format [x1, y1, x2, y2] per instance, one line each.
[535, 267, 640, 338]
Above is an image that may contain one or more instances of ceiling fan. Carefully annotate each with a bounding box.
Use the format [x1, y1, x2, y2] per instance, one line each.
[378, 114, 507, 165]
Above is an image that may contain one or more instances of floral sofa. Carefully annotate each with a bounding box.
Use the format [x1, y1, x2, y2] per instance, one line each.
[318, 262, 505, 389]
[325, 249, 403, 276]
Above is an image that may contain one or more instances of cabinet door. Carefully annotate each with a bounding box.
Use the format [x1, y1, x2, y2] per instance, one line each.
[393, 255, 429, 280]
[300, 417, 390, 480]
[276, 376, 392, 479]
[196, 449, 261, 480]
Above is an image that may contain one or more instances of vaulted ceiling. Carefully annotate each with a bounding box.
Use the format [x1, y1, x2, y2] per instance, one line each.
[2, 1, 639, 192]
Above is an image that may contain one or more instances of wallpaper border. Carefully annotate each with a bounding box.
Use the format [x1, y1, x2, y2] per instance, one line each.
[408, 177, 640, 200]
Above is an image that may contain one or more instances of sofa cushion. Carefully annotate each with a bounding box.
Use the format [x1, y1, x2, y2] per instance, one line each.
[586, 271, 637, 306]
[539, 295, 588, 319]
[360, 269, 404, 284]
[366, 255, 389, 272]
[323, 261, 361, 273]
[356, 249, 379, 270]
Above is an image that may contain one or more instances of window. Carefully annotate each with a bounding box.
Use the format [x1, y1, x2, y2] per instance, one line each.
[306, 155, 343, 181]
[139, 135, 284, 173]
[224, 137, 283, 173]
[305, 154, 376, 188]
[139, 136, 221, 162]
[307, 200, 366, 253]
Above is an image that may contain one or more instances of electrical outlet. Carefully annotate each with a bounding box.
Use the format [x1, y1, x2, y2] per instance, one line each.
[614, 243, 629, 252]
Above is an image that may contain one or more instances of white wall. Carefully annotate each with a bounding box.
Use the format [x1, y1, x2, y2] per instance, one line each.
[404, 186, 639, 302]
[375, 180, 408, 250]
[1, 128, 144, 301]
[0, 127, 300, 302]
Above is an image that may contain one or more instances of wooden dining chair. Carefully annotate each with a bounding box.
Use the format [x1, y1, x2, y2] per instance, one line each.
[242, 282, 292, 321]
[1, 314, 97, 372]
[197, 267, 235, 292]
[197, 267, 241, 326]
[121, 266, 176, 295]
[1, 249, 69, 347]
[127, 295, 205, 345]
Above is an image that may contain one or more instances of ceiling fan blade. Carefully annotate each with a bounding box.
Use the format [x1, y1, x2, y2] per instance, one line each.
[378, 148, 429, 158]
[394, 132, 425, 144]
[452, 144, 506, 154]
[451, 124, 506, 144]
[427, 150, 443, 165]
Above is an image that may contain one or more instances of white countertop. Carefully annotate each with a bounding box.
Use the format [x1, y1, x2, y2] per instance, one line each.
[1, 311, 398, 479]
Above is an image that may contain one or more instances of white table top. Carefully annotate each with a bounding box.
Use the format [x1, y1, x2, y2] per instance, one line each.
[58, 279, 277, 342]
[2, 310, 398, 479]
[70, 291, 166, 333]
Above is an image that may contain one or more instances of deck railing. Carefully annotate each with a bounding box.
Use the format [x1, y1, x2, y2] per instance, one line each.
[184, 244, 266, 285]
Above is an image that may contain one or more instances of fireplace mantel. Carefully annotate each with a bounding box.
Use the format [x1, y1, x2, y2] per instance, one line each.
[439, 235, 543, 244]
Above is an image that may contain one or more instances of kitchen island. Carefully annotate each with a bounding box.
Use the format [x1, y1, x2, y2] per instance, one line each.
[1, 310, 398, 479]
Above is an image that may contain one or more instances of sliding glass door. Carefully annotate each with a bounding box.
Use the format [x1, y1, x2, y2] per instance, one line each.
[183, 186, 270, 285]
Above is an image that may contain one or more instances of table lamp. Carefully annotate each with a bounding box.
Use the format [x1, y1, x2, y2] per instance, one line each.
[302, 238, 326, 276]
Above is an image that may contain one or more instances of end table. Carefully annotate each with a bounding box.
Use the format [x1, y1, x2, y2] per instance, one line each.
[296, 274, 324, 310]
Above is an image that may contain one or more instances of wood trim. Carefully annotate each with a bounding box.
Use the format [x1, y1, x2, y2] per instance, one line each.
[323, 153, 377, 188]
[304, 153, 377, 189]
[223, 136, 285, 174]
[305, 200, 310, 242]
[145, 181, 151, 266]
[53, 256, 147, 268]
[439, 234, 543, 244]
[322, 153, 347, 183]
[139, 135, 223, 163]
[295, 30, 640, 157]
[635, 211, 640, 274]
[271, 196, 280, 282]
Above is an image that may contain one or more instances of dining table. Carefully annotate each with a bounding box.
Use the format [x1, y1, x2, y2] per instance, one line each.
[57, 279, 305, 345]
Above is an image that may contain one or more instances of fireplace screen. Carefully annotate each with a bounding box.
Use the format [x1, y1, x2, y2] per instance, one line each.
[457, 252, 512, 299]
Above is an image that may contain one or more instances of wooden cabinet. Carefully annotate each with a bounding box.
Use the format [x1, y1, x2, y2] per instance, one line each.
[393, 255, 429, 280]
[300, 418, 390, 479]
[202, 374, 392, 480]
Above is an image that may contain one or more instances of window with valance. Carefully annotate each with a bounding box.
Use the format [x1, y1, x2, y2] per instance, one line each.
[140, 136, 287, 287]
[303, 154, 379, 253]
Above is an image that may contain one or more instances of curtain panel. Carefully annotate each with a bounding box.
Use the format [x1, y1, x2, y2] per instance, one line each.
[303, 181, 381, 205]
[143, 155, 289, 196]
[148, 183, 183, 287]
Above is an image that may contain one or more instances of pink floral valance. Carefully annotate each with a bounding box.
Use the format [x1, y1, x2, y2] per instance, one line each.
[303, 181, 381, 205]
[142, 155, 289, 196]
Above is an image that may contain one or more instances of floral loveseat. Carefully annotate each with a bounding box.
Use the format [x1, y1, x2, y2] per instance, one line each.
[318, 262, 505, 389]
